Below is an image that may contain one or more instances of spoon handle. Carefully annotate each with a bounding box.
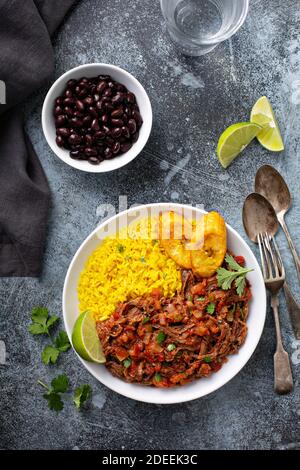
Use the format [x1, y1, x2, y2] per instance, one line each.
[271, 295, 294, 395]
[283, 282, 300, 340]
[278, 216, 300, 283]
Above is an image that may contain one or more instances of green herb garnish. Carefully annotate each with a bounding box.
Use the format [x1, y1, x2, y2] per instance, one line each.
[167, 344, 176, 352]
[28, 306, 59, 336]
[157, 331, 166, 344]
[140, 256, 146, 263]
[197, 297, 205, 301]
[142, 316, 150, 324]
[154, 373, 162, 382]
[117, 244, 125, 253]
[217, 254, 253, 296]
[206, 303, 215, 315]
[38, 374, 69, 411]
[73, 384, 92, 409]
[203, 356, 212, 363]
[29, 306, 71, 365]
[123, 358, 132, 368]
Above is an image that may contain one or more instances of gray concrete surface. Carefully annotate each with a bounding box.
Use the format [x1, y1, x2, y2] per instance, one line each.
[1, 0, 300, 450]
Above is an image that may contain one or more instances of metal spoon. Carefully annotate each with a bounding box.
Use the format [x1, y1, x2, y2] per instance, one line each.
[255, 165, 300, 284]
[243, 192, 300, 339]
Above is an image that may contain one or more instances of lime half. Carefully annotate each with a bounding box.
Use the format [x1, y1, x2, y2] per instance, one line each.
[250, 96, 284, 151]
[217, 122, 262, 169]
[72, 310, 106, 363]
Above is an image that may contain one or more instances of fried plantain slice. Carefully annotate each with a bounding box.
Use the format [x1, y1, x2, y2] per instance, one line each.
[158, 211, 193, 269]
[187, 211, 227, 278]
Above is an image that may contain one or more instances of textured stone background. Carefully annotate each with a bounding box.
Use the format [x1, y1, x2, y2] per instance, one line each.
[1, 0, 300, 450]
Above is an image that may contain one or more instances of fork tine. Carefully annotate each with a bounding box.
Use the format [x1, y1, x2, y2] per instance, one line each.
[264, 232, 279, 278]
[261, 232, 273, 278]
[272, 235, 286, 277]
[258, 233, 268, 279]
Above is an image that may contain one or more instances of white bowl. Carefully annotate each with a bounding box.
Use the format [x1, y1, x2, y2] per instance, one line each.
[63, 203, 266, 404]
[42, 63, 152, 173]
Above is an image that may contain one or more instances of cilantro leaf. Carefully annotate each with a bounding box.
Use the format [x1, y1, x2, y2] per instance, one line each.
[28, 306, 59, 336]
[142, 316, 150, 324]
[43, 392, 64, 411]
[31, 306, 49, 325]
[41, 345, 60, 365]
[217, 254, 253, 296]
[207, 303, 215, 315]
[73, 384, 92, 409]
[51, 374, 69, 393]
[46, 315, 59, 329]
[54, 331, 71, 352]
[28, 323, 49, 335]
[157, 331, 166, 344]
[154, 373, 162, 382]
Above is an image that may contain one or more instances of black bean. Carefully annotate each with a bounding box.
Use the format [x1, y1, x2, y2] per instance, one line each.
[75, 100, 85, 112]
[88, 107, 98, 118]
[112, 142, 121, 154]
[56, 127, 70, 137]
[96, 81, 107, 94]
[83, 96, 94, 106]
[111, 107, 123, 118]
[101, 114, 109, 124]
[83, 115, 92, 127]
[111, 118, 124, 127]
[84, 147, 97, 157]
[55, 97, 63, 106]
[56, 136, 64, 147]
[126, 92, 136, 104]
[69, 133, 82, 145]
[121, 126, 130, 139]
[104, 147, 113, 159]
[94, 130, 105, 140]
[54, 105, 63, 117]
[128, 118, 137, 134]
[131, 131, 139, 143]
[70, 150, 82, 159]
[55, 115, 67, 127]
[111, 127, 122, 139]
[64, 106, 74, 117]
[103, 88, 112, 97]
[85, 134, 93, 146]
[88, 156, 100, 165]
[91, 118, 100, 131]
[70, 117, 83, 128]
[111, 93, 124, 106]
[132, 109, 143, 127]
[120, 142, 132, 153]
[102, 125, 110, 135]
[67, 79, 77, 88]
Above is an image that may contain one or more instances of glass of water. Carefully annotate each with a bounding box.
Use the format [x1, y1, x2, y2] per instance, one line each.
[160, 0, 249, 56]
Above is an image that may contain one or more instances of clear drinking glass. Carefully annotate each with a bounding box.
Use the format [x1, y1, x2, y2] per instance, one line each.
[160, 0, 249, 56]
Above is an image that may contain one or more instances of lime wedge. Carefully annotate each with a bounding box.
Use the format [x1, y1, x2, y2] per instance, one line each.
[72, 310, 105, 363]
[217, 122, 262, 168]
[250, 96, 284, 151]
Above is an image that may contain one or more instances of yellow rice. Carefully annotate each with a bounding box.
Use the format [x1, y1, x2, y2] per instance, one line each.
[77, 218, 182, 322]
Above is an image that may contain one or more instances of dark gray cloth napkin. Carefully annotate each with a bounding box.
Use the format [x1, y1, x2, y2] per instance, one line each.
[0, 0, 76, 276]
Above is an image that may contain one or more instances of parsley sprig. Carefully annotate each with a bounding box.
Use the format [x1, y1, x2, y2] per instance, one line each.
[217, 254, 253, 296]
[28, 306, 70, 364]
[38, 376, 92, 411]
[38, 375, 69, 411]
[73, 384, 92, 409]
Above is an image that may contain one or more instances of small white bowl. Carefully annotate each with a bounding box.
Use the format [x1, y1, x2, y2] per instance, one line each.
[42, 63, 152, 173]
[63, 203, 266, 404]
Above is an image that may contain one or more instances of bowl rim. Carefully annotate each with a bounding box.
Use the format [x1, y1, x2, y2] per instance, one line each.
[63, 202, 266, 404]
[41, 63, 153, 173]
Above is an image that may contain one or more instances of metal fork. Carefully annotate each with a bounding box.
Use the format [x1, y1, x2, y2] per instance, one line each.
[258, 232, 293, 395]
